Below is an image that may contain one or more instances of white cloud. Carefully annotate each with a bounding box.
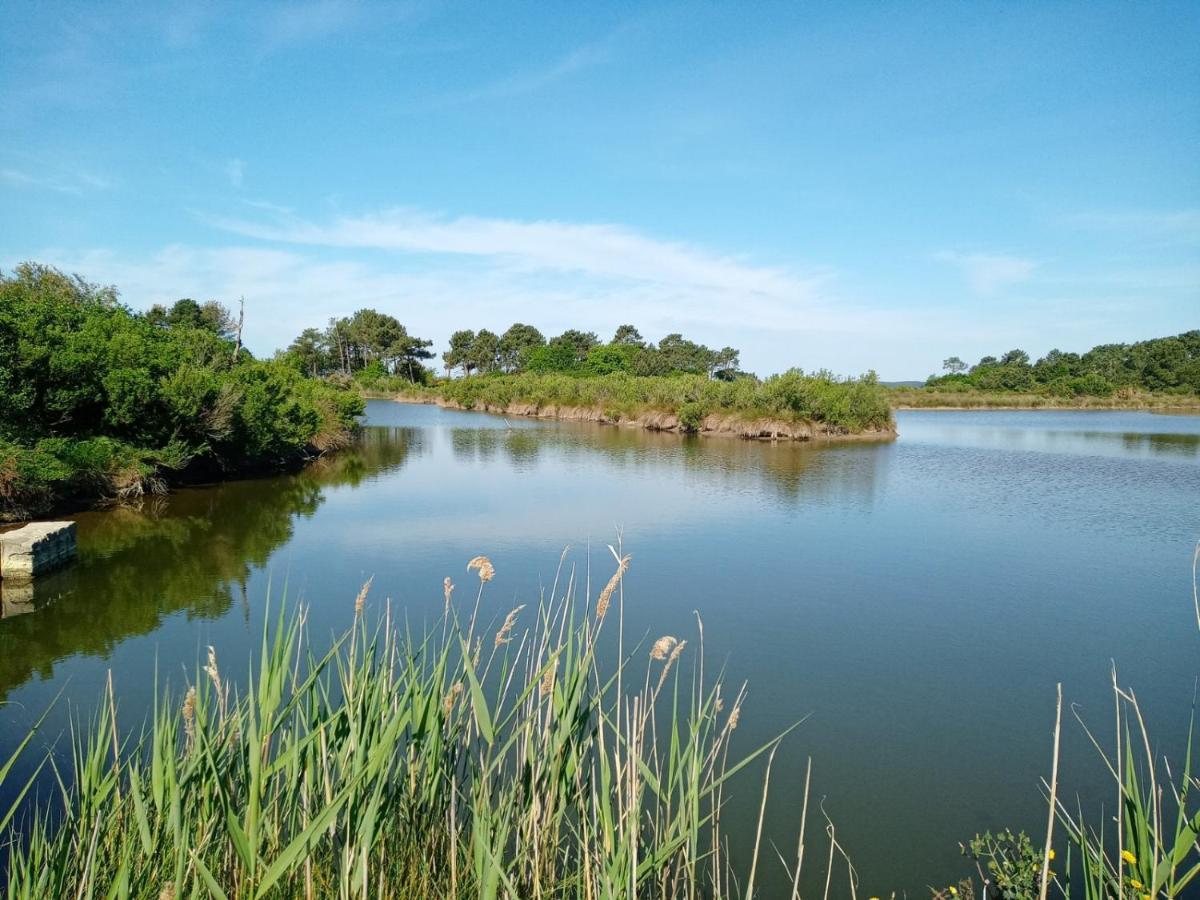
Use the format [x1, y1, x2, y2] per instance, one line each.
[935, 251, 1036, 294]
[207, 208, 825, 306]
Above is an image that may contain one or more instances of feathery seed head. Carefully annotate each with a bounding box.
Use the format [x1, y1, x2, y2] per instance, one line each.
[354, 576, 373, 616]
[596, 554, 631, 621]
[443, 682, 464, 717]
[494, 604, 525, 647]
[650, 636, 678, 660]
[467, 555, 495, 583]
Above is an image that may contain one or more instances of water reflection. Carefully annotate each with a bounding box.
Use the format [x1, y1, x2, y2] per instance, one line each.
[0, 428, 417, 700]
[447, 418, 889, 508]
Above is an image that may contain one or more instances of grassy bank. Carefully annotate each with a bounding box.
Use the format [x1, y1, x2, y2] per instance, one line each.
[369, 370, 895, 440]
[0, 264, 364, 521]
[889, 386, 1200, 410]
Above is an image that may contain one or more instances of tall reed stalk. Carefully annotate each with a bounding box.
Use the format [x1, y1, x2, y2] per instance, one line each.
[0, 551, 839, 899]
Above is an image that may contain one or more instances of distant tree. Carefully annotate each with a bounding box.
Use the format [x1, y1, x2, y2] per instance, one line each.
[146, 304, 170, 328]
[444, 329, 477, 376]
[555, 329, 600, 362]
[710, 346, 740, 380]
[469, 329, 501, 374]
[498, 323, 545, 372]
[657, 333, 715, 375]
[288, 327, 330, 377]
[942, 356, 967, 375]
[612, 324, 644, 346]
[199, 301, 238, 339]
[1000, 349, 1030, 367]
[166, 299, 204, 329]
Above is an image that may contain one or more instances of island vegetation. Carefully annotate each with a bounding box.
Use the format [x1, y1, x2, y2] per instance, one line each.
[283, 319, 894, 439]
[0, 264, 363, 521]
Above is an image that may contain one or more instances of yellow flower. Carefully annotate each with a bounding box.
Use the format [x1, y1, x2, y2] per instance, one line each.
[1121, 849, 1138, 865]
[949, 889, 958, 897]
[1130, 880, 1144, 891]
[1048, 849, 1055, 860]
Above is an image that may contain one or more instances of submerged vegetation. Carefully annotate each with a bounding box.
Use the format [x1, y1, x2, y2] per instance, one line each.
[0, 264, 363, 520]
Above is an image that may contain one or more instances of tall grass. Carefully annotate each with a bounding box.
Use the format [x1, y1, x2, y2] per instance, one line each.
[0, 551, 846, 899]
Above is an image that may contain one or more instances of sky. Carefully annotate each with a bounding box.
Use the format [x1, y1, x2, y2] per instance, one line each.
[1, 1, 1197, 379]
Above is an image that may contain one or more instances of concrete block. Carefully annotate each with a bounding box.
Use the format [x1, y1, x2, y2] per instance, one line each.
[0, 521, 77, 580]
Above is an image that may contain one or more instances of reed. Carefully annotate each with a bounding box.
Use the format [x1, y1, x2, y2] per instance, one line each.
[0, 552, 838, 899]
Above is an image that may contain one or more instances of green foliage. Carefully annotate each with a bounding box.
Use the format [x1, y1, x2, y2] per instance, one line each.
[0, 263, 364, 519]
[963, 830, 1045, 899]
[926, 332, 1200, 396]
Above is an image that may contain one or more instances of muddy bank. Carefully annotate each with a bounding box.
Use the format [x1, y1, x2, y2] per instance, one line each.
[377, 393, 897, 443]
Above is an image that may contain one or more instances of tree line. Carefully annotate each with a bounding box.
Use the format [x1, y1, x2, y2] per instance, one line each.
[0, 264, 363, 519]
[929, 330, 1200, 396]
[284, 316, 741, 382]
[285, 309, 435, 382]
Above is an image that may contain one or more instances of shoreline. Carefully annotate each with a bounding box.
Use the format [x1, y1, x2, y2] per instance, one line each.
[893, 403, 1200, 412]
[370, 392, 898, 444]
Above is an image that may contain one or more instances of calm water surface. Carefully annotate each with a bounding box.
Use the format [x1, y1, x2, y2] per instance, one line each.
[2, 403, 1198, 892]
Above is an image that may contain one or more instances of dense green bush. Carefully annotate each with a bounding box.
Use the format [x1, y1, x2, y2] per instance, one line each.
[0, 263, 364, 519]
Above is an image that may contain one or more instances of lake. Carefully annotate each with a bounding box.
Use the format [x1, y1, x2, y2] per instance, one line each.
[2, 401, 1198, 892]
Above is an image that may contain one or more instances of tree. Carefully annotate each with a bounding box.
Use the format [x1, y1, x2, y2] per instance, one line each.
[287, 328, 331, 377]
[554, 330, 600, 363]
[942, 356, 967, 375]
[469, 329, 500, 374]
[710, 347, 740, 380]
[612, 324, 644, 346]
[166, 299, 203, 329]
[199, 301, 238, 340]
[498, 323, 545, 372]
[444, 330, 477, 376]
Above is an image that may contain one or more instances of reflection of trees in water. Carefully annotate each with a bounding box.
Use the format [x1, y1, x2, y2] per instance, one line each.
[1117, 431, 1200, 457]
[446, 420, 889, 507]
[0, 428, 419, 699]
[450, 428, 542, 468]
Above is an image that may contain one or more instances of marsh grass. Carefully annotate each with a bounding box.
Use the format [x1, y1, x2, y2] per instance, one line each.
[0, 551, 846, 899]
[383, 371, 894, 434]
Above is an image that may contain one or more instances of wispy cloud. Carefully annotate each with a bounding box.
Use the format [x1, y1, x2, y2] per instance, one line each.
[1059, 208, 1200, 244]
[206, 208, 814, 298]
[935, 251, 1036, 294]
[0, 166, 112, 195]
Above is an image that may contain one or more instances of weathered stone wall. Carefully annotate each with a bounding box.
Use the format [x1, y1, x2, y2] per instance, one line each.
[0, 521, 77, 580]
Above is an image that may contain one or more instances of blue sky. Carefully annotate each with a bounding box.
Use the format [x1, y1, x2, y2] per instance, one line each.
[2, 1, 1197, 378]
